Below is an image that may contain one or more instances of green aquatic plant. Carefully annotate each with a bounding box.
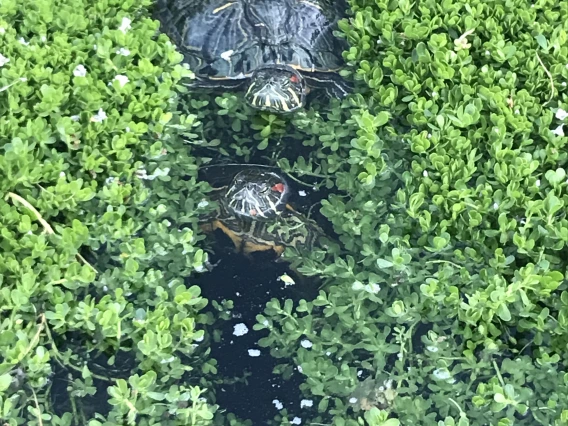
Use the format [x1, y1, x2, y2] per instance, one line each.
[3, 0, 568, 424]
[0, 0, 218, 424]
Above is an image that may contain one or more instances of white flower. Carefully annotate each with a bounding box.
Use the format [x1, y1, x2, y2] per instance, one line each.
[0, 28, 5, 34]
[556, 109, 568, 121]
[493, 202, 499, 210]
[59, 171, 65, 178]
[90, 108, 107, 122]
[114, 74, 129, 87]
[485, 50, 490, 56]
[297, 365, 303, 373]
[233, 323, 249, 337]
[119, 17, 132, 33]
[18, 37, 29, 46]
[514, 109, 520, 114]
[247, 349, 261, 357]
[300, 339, 313, 349]
[41, 35, 46, 42]
[291, 417, 302, 425]
[423, 170, 428, 177]
[349, 397, 358, 404]
[426, 345, 438, 352]
[553, 124, 565, 137]
[197, 200, 209, 208]
[536, 179, 541, 187]
[357, 370, 363, 377]
[70, 115, 80, 121]
[298, 190, 307, 197]
[272, 400, 283, 410]
[432, 91, 437, 97]
[194, 334, 204, 342]
[73, 64, 87, 77]
[563, 82, 567, 87]
[116, 47, 131, 56]
[0, 54, 9, 67]
[300, 400, 313, 408]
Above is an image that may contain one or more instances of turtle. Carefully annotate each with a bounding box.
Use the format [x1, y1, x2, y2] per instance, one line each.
[198, 164, 325, 257]
[153, 0, 351, 113]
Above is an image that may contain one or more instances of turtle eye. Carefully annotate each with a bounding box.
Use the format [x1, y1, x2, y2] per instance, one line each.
[290, 75, 299, 83]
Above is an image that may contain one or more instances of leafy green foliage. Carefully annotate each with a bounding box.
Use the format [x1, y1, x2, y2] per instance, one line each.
[3, 0, 568, 424]
[0, 0, 217, 424]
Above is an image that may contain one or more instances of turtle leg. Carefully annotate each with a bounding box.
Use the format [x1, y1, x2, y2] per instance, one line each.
[242, 241, 282, 257]
[209, 220, 244, 253]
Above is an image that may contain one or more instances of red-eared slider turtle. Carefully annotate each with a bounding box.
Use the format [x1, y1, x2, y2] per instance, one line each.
[198, 164, 324, 256]
[154, 0, 351, 113]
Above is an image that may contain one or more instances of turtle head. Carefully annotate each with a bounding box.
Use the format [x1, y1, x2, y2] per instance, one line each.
[225, 168, 290, 220]
[245, 65, 306, 114]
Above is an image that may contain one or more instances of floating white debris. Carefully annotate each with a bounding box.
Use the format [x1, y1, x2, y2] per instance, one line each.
[0, 54, 10, 67]
[272, 399, 283, 410]
[116, 47, 131, 56]
[300, 399, 313, 408]
[433, 368, 452, 380]
[278, 273, 295, 286]
[220, 49, 234, 62]
[298, 190, 307, 197]
[90, 108, 107, 123]
[300, 339, 313, 349]
[248, 349, 261, 357]
[73, 64, 87, 77]
[119, 17, 132, 33]
[349, 397, 358, 404]
[553, 124, 565, 137]
[233, 323, 249, 336]
[114, 74, 129, 87]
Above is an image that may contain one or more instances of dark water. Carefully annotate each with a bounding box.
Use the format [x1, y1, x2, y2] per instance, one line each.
[193, 244, 319, 424]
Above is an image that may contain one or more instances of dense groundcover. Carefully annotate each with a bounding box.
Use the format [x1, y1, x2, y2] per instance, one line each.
[2, 0, 568, 424]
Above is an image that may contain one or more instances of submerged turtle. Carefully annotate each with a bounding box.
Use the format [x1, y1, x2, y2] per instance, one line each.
[154, 0, 351, 113]
[198, 164, 324, 257]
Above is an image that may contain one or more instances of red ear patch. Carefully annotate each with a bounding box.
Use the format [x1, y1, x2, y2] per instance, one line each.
[290, 75, 299, 83]
[271, 183, 285, 193]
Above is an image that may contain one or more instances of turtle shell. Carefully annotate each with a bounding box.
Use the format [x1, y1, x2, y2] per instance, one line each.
[153, 0, 349, 81]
